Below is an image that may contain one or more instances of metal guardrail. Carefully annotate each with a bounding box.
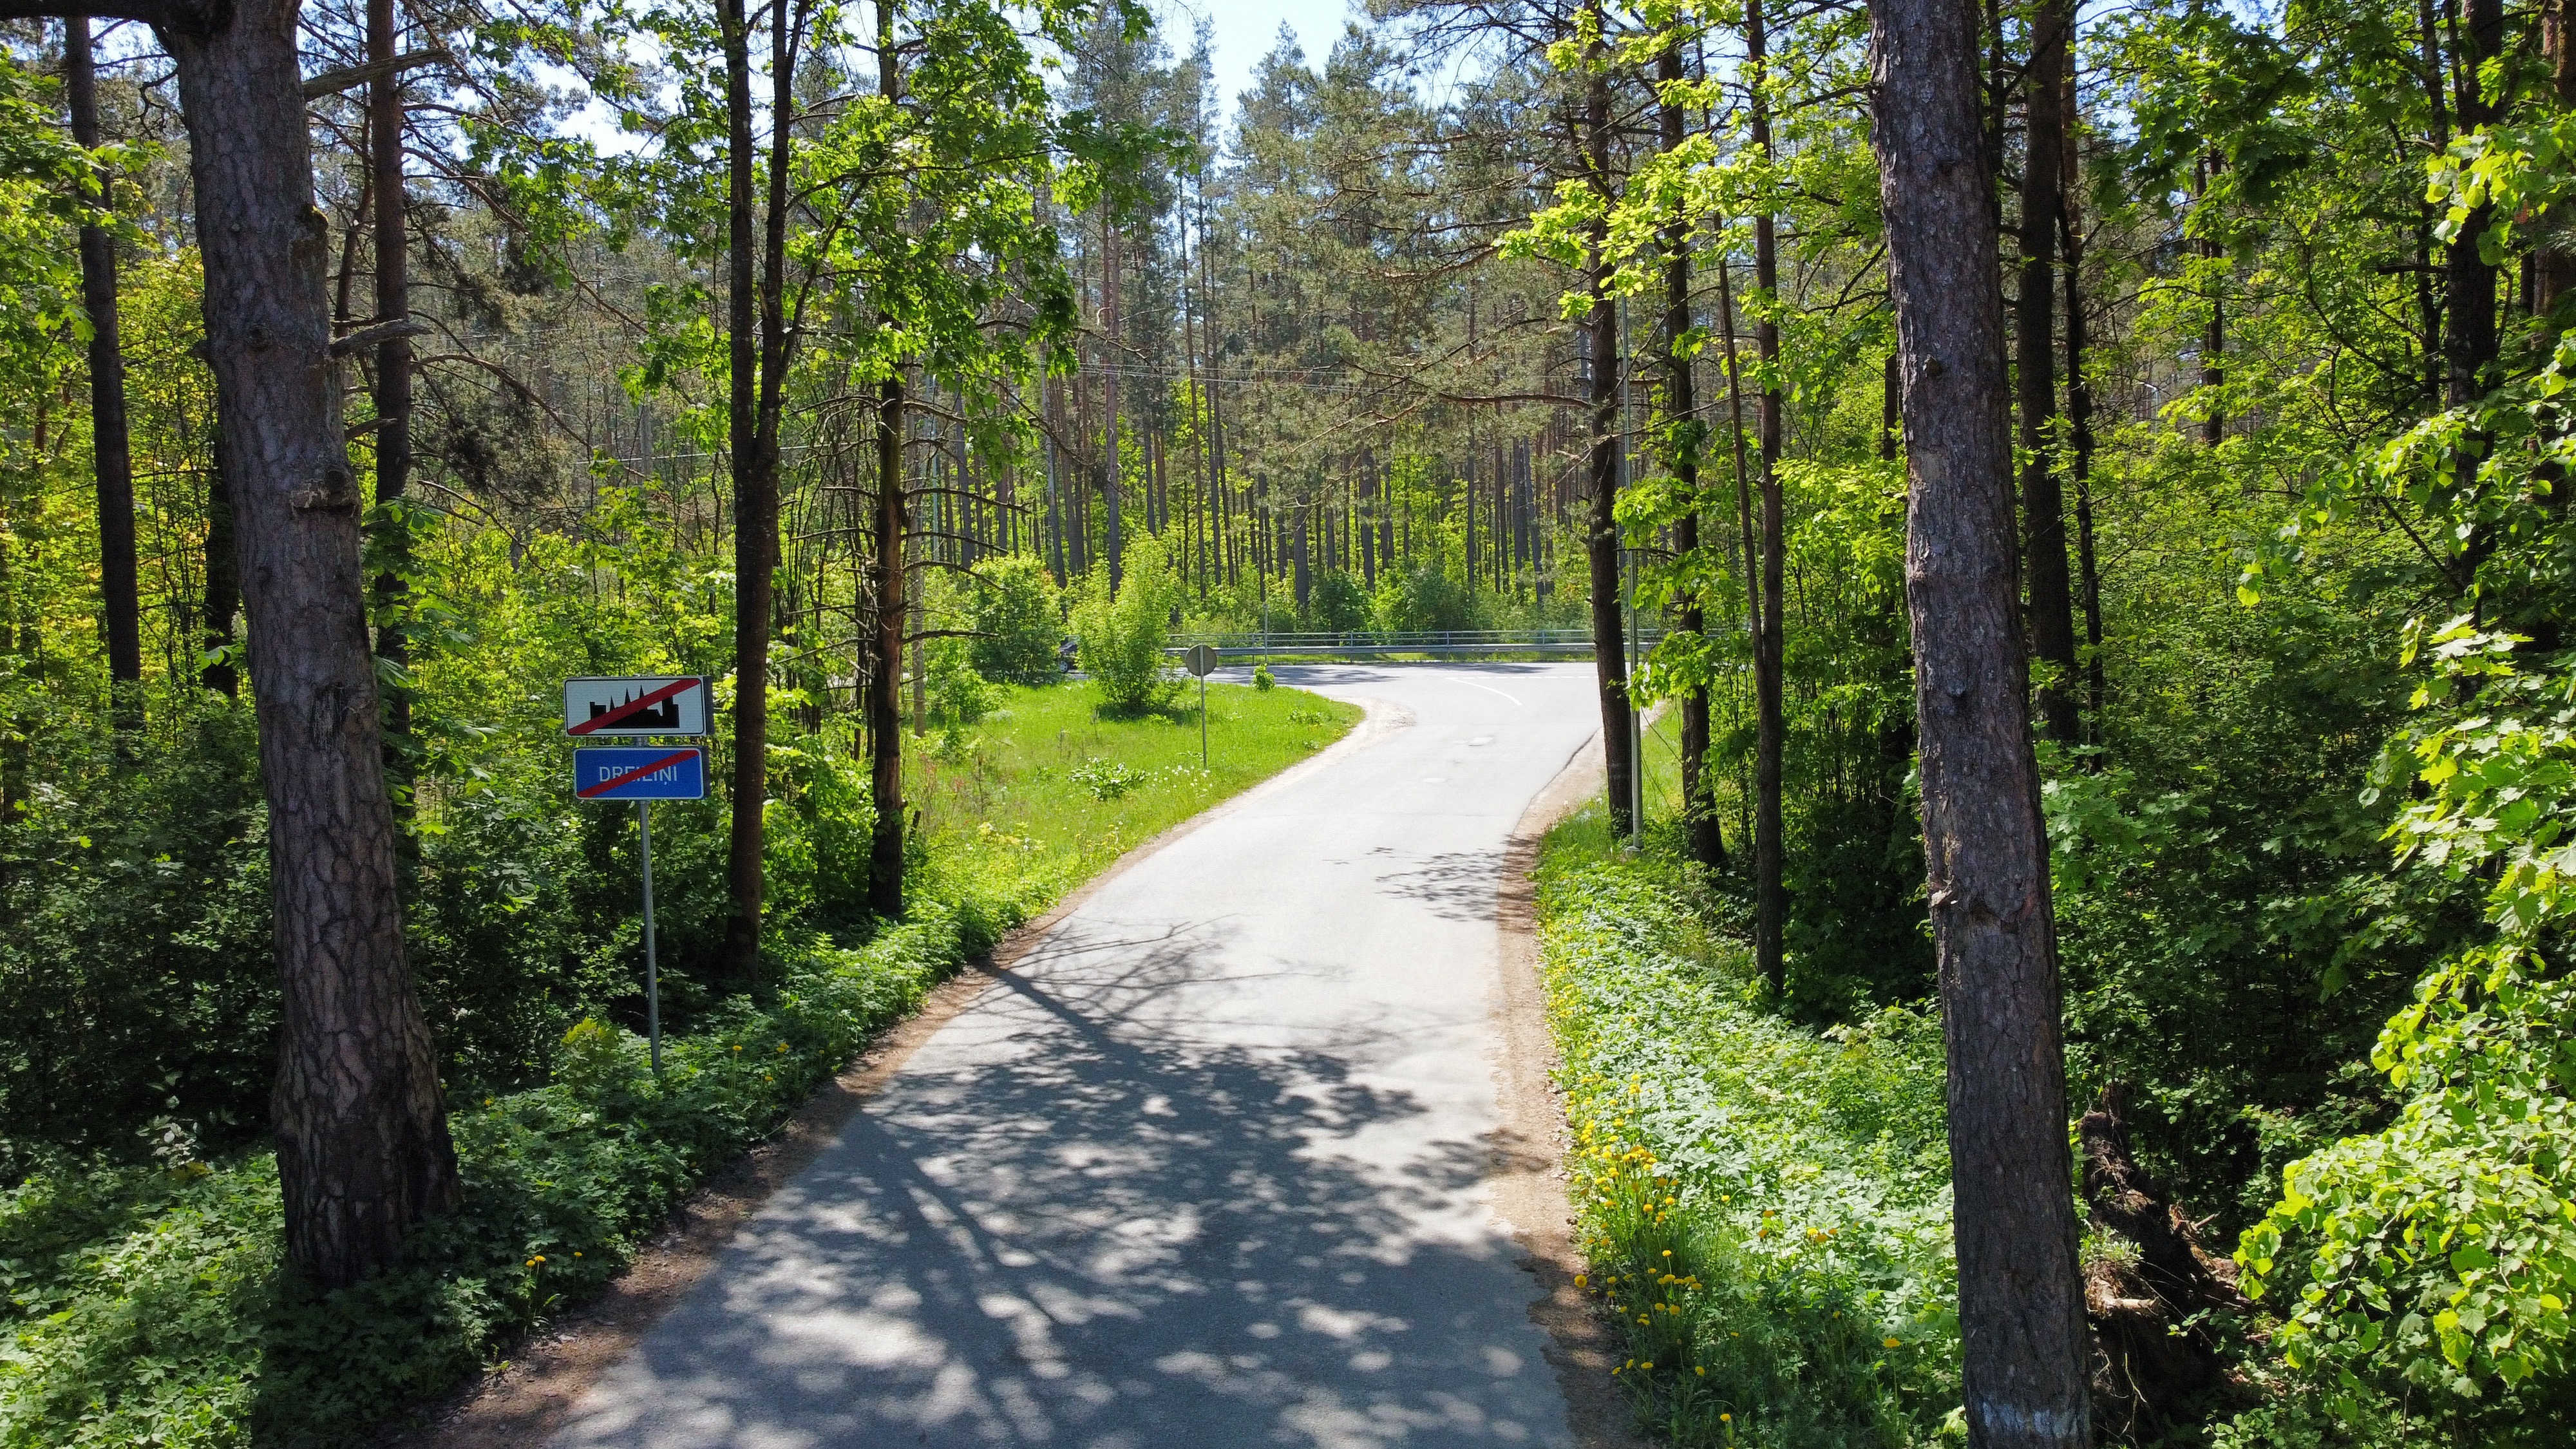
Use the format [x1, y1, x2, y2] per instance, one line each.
[1164, 629, 1662, 659]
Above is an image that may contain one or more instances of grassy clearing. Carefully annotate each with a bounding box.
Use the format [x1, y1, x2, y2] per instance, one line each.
[0, 680, 1356, 1448]
[1537, 807, 1963, 1446]
[909, 678, 1361, 898]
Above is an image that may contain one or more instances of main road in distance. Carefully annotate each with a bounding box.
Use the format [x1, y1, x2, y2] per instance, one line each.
[556, 661, 1607, 1449]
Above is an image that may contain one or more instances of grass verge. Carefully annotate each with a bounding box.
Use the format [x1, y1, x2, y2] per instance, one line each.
[0, 680, 1359, 1448]
[1537, 804, 1964, 1446]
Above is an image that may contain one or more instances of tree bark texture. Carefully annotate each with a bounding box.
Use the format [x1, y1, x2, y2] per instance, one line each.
[2015, 0, 2078, 746]
[149, 0, 458, 1286]
[1660, 42, 1721, 870]
[67, 17, 143, 735]
[1748, 0, 1788, 992]
[367, 0, 413, 779]
[721, 0, 773, 985]
[1580, 22, 1635, 840]
[1870, 0, 2094, 1437]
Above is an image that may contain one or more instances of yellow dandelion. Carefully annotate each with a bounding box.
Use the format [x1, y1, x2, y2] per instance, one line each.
[1883, 1337, 1902, 1349]
[732, 1045, 743, 1052]
[1720, 1413, 1732, 1423]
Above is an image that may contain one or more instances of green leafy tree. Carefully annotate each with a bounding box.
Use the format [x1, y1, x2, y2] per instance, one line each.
[1077, 532, 1184, 710]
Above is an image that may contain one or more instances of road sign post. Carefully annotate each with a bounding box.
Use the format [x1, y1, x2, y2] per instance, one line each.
[568, 680, 708, 1076]
[1183, 644, 1219, 766]
[638, 799, 659, 1074]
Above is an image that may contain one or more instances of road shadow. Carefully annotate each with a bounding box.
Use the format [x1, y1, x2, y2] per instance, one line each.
[1367, 846, 1508, 925]
[557, 914, 1567, 1449]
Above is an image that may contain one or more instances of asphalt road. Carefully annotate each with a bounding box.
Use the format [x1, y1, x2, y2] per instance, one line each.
[554, 662, 1608, 1449]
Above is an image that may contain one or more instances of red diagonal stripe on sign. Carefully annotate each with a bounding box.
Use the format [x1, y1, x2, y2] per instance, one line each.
[576, 749, 697, 799]
[568, 677, 697, 736]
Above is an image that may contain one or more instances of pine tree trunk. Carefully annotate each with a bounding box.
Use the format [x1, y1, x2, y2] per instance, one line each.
[1661, 40, 1721, 870]
[66, 18, 142, 737]
[1102, 214, 1124, 588]
[869, 372, 907, 917]
[1870, 0, 2094, 1435]
[721, 0, 773, 985]
[2061, 113, 2105, 734]
[1748, 0, 1787, 990]
[144, 0, 457, 1287]
[1582, 19, 1635, 840]
[2016, 0, 2078, 746]
[366, 0, 413, 788]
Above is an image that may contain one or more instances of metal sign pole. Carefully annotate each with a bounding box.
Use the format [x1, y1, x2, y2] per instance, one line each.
[639, 798, 661, 1075]
[1200, 672, 1209, 766]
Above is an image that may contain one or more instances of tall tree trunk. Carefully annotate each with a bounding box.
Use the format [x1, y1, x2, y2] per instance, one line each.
[48, 0, 466, 1287]
[1870, 0, 2094, 1437]
[1748, 0, 1786, 990]
[2446, 0, 2505, 603]
[66, 17, 142, 737]
[1582, 10, 1636, 840]
[1102, 214, 1124, 587]
[1661, 41, 1722, 870]
[2016, 0, 2078, 746]
[2195, 154, 2224, 446]
[2060, 93, 2105, 737]
[720, 0, 773, 985]
[367, 0, 413, 791]
[2447, 0, 2503, 408]
[2541, 0, 2576, 313]
[871, 5, 913, 895]
[869, 374, 907, 916]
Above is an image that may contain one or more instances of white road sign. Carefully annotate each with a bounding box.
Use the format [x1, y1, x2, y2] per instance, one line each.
[564, 676, 710, 738]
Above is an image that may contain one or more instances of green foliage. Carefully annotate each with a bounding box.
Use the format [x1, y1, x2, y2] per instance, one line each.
[1066, 757, 1145, 800]
[1537, 811, 1958, 1447]
[1252, 664, 1276, 690]
[1074, 533, 1184, 711]
[2223, 631, 2576, 1440]
[925, 636, 997, 728]
[965, 554, 1063, 686]
[1305, 570, 1370, 632]
[1370, 562, 1484, 633]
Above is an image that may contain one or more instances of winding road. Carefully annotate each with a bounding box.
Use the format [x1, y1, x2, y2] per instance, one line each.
[553, 663, 1608, 1449]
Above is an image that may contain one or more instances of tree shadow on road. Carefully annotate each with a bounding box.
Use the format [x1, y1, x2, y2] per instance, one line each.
[558, 916, 1569, 1449]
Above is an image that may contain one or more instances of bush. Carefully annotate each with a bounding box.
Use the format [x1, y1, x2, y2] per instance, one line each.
[966, 555, 1062, 686]
[1252, 664, 1276, 691]
[1307, 569, 1370, 632]
[1074, 533, 1184, 711]
[925, 636, 996, 726]
[1372, 562, 1484, 633]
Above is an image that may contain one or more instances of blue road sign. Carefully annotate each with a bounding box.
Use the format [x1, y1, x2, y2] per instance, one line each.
[574, 746, 706, 801]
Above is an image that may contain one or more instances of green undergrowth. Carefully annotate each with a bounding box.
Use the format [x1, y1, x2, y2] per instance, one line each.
[0, 681, 1356, 1448]
[1537, 804, 1964, 1447]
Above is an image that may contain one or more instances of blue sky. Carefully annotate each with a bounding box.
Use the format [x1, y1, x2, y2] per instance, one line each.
[1169, 0, 1363, 123]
